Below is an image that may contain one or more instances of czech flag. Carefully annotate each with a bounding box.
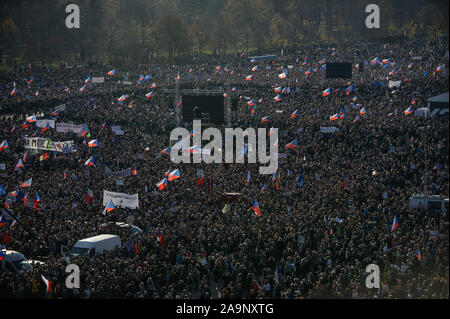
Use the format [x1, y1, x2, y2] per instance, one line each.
[146, 92, 154, 98]
[305, 69, 312, 76]
[345, 85, 354, 95]
[26, 116, 36, 123]
[164, 169, 172, 177]
[279, 72, 287, 79]
[354, 115, 360, 123]
[248, 100, 255, 107]
[252, 66, 258, 72]
[161, 147, 171, 156]
[156, 178, 168, 190]
[258, 98, 263, 104]
[260, 184, 268, 194]
[145, 146, 150, 152]
[21, 122, 30, 130]
[41, 274, 52, 293]
[0, 140, 8, 152]
[51, 110, 59, 116]
[252, 198, 261, 217]
[330, 114, 339, 121]
[88, 139, 98, 147]
[290, 110, 299, 119]
[41, 122, 51, 134]
[15, 159, 24, 171]
[80, 123, 89, 137]
[285, 138, 298, 149]
[322, 88, 331, 96]
[436, 65, 443, 72]
[382, 59, 391, 64]
[131, 162, 137, 176]
[85, 156, 95, 167]
[11, 88, 18, 96]
[274, 86, 282, 93]
[391, 215, 399, 232]
[80, 86, 87, 93]
[274, 95, 281, 102]
[102, 200, 115, 215]
[20, 178, 32, 188]
[370, 57, 380, 65]
[34, 192, 40, 210]
[360, 107, 367, 115]
[157, 228, 163, 243]
[246, 75, 253, 81]
[245, 171, 251, 185]
[150, 82, 157, 88]
[268, 127, 276, 137]
[261, 116, 270, 123]
[107, 70, 116, 76]
[404, 107, 413, 115]
[0, 215, 7, 227]
[118, 94, 128, 102]
[168, 169, 180, 181]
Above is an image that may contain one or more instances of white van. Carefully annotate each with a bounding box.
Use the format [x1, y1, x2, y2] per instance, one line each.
[62, 234, 121, 262]
[409, 195, 449, 213]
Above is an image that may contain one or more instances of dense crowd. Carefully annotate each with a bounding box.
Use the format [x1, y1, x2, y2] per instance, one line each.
[0, 37, 448, 299]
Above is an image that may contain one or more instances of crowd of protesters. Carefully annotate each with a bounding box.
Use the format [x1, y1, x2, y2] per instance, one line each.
[0, 36, 448, 299]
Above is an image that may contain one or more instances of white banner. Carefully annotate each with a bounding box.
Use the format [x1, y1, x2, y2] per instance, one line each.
[103, 190, 139, 209]
[92, 77, 105, 83]
[123, 81, 133, 85]
[320, 127, 339, 133]
[389, 80, 402, 88]
[56, 123, 83, 134]
[36, 119, 55, 128]
[24, 138, 74, 153]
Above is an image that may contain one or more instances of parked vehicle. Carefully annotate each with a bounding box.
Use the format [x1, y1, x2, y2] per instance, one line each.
[409, 194, 449, 213]
[98, 222, 142, 237]
[0, 250, 33, 273]
[61, 234, 121, 262]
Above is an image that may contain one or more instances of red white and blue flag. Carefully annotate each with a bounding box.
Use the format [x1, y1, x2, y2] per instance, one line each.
[252, 198, 261, 217]
[391, 216, 399, 232]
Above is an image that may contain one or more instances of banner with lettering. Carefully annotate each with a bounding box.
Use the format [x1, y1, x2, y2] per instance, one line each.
[103, 190, 139, 209]
[56, 123, 83, 134]
[24, 138, 74, 153]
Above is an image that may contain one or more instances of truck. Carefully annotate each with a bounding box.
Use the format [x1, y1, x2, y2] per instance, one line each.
[409, 194, 449, 213]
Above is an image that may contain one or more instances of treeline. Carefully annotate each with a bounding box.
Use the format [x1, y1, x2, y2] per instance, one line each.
[0, 0, 448, 65]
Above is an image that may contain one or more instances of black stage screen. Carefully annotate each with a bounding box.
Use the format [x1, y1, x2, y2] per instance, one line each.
[326, 63, 352, 79]
[182, 95, 224, 125]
